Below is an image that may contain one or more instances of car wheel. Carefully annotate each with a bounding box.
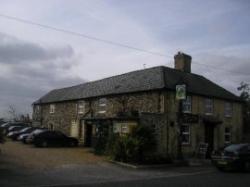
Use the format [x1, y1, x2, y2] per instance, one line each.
[41, 141, 48, 148]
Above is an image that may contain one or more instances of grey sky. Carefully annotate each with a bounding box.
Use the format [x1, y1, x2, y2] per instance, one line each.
[0, 0, 249, 117]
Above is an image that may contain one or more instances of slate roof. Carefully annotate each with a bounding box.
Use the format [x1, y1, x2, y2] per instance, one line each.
[34, 66, 241, 104]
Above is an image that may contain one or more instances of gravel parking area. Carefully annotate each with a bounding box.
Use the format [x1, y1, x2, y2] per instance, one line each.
[0, 140, 216, 187]
[0, 140, 105, 170]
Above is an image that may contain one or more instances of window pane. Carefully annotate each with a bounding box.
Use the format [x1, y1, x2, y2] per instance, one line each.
[78, 101, 85, 113]
[225, 127, 230, 133]
[98, 98, 107, 113]
[182, 96, 191, 113]
[204, 98, 213, 114]
[224, 102, 232, 117]
[181, 124, 190, 144]
[181, 125, 189, 133]
[182, 134, 189, 144]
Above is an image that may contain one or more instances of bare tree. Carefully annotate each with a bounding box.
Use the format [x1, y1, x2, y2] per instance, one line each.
[8, 105, 18, 121]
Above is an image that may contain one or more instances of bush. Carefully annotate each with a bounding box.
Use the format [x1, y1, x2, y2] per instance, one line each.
[106, 125, 156, 164]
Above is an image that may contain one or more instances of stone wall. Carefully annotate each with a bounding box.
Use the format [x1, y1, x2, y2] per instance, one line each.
[33, 91, 163, 136]
[165, 91, 243, 157]
[33, 90, 243, 158]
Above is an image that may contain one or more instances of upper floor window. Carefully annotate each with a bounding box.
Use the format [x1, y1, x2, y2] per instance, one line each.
[182, 96, 192, 113]
[181, 124, 190, 145]
[77, 101, 85, 114]
[204, 98, 213, 115]
[50, 104, 55, 114]
[35, 105, 40, 114]
[224, 102, 233, 117]
[98, 98, 107, 113]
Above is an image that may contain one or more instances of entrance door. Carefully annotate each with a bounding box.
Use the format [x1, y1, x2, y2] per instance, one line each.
[70, 121, 79, 138]
[84, 124, 92, 147]
[204, 124, 214, 158]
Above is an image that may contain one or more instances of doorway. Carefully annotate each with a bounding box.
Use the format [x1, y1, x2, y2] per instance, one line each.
[84, 123, 93, 147]
[204, 124, 214, 158]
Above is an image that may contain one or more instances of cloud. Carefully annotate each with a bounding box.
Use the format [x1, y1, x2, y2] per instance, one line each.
[192, 52, 250, 95]
[0, 33, 85, 116]
[0, 0, 249, 117]
[0, 32, 74, 63]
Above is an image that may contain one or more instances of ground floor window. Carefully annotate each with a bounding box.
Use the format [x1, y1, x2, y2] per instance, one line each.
[181, 124, 190, 145]
[224, 127, 231, 144]
[113, 122, 137, 134]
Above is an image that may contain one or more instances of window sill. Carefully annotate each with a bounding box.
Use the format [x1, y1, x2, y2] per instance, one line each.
[204, 113, 213, 115]
[98, 111, 106, 114]
[183, 111, 192, 114]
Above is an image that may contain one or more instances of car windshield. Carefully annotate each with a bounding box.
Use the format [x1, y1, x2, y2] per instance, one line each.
[224, 144, 247, 152]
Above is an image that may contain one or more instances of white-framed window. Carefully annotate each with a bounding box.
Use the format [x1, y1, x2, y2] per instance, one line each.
[77, 101, 85, 114]
[181, 124, 190, 145]
[182, 96, 192, 113]
[113, 122, 137, 134]
[224, 102, 233, 117]
[49, 104, 55, 114]
[35, 105, 40, 114]
[204, 98, 213, 115]
[121, 124, 129, 133]
[224, 127, 231, 144]
[98, 98, 107, 113]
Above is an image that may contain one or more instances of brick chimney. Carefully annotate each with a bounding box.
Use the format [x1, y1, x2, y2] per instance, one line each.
[174, 52, 192, 73]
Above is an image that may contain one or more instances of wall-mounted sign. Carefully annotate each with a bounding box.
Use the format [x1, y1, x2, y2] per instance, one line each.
[182, 113, 199, 123]
[176, 84, 186, 100]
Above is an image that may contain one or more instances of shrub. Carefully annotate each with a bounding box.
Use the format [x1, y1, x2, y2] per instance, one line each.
[106, 125, 156, 164]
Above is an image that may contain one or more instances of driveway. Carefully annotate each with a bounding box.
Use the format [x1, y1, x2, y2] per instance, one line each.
[0, 141, 215, 187]
[0, 141, 104, 170]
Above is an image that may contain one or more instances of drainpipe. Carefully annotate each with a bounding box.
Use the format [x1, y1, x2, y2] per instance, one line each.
[177, 100, 184, 160]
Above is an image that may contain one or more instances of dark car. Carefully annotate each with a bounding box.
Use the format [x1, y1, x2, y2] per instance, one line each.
[211, 143, 250, 171]
[1, 122, 28, 135]
[34, 131, 78, 147]
[24, 128, 48, 144]
[9, 127, 37, 140]
[6, 126, 29, 136]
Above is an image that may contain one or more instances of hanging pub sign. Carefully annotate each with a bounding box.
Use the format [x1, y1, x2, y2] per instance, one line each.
[176, 84, 186, 100]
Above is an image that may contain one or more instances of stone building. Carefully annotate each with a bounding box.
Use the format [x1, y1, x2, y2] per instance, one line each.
[32, 52, 243, 158]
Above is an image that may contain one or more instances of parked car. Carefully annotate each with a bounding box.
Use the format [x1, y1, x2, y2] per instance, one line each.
[0, 120, 6, 125]
[1, 122, 28, 135]
[6, 126, 29, 136]
[23, 129, 48, 144]
[17, 133, 31, 141]
[33, 131, 78, 147]
[9, 127, 37, 140]
[211, 143, 250, 171]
